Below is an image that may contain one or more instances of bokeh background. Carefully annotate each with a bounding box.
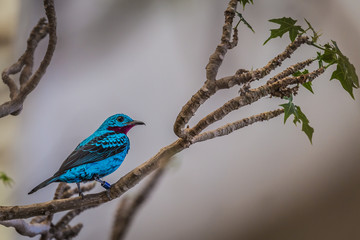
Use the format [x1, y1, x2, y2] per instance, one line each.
[1, 0, 360, 239]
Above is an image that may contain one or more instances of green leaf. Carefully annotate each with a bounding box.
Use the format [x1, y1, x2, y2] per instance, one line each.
[264, 17, 304, 45]
[238, 0, 254, 10]
[293, 69, 309, 77]
[0, 172, 14, 187]
[321, 44, 337, 64]
[302, 82, 314, 94]
[235, 12, 255, 33]
[314, 41, 359, 98]
[279, 95, 295, 123]
[294, 106, 314, 144]
[280, 97, 314, 143]
[330, 41, 359, 99]
[316, 43, 337, 68]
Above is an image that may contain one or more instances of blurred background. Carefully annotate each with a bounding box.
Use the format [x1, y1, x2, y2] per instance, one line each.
[1, 0, 360, 239]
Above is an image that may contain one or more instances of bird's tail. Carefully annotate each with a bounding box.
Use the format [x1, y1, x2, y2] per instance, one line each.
[28, 176, 58, 195]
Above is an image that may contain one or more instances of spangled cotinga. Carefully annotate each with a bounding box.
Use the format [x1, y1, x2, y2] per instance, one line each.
[28, 114, 145, 197]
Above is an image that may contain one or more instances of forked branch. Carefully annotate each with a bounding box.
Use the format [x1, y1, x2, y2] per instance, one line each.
[0, 0, 57, 118]
[0, 1, 333, 239]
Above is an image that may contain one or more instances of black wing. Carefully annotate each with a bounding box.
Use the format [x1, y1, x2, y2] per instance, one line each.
[56, 132, 128, 174]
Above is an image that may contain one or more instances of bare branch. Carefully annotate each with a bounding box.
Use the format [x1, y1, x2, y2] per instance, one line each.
[192, 109, 284, 143]
[0, 0, 57, 118]
[267, 58, 314, 85]
[188, 67, 325, 138]
[173, 83, 218, 139]
[206, 0, 238, 81]
[53, 223, 83, 240]
[216, 36, 311, 90]
[173, 0, 239, 139]
[53, 183, 70, 200]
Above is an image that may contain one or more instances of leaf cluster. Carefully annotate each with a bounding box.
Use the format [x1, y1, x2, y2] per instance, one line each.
[317, 41, 359, 98]
[233, 10, 358, 143]
[263, 16, 359, 99]
[280, 96, 314, 143]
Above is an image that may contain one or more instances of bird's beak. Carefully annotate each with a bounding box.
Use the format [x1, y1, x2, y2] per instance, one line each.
[127, 120, 145, 126]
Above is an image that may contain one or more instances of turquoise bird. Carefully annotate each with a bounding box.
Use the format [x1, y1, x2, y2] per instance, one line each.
[28, 114, 145, 197]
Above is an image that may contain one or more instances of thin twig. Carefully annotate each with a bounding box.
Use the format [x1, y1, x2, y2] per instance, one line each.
[53, 223, 83, 240]
[216, 36, 310, 90]
[267, 59, 314, 85]
[192, 109, 284, 143]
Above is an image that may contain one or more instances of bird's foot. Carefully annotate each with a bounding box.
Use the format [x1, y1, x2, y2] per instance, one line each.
[94, 175, 112, 200]
[76, 182, 85, 199]
[101, 181, 111, 190]
[94, 175, 112, 190]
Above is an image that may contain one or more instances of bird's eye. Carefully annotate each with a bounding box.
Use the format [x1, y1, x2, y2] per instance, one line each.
[117, 116, 124, 122]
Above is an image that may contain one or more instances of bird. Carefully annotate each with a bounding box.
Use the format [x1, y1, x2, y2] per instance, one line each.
[28, 114, 145, 198]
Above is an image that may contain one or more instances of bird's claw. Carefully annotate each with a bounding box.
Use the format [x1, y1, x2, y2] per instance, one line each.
[79, 192, 84, 199]
[94, 175, 112, 190]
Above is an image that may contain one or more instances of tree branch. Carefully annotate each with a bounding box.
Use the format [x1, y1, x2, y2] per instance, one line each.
[186, 67, 324, 138]
[0, 139, 187, 221]
[0, 0, 57, 118]
[192, 109, 284, 143]
[267, 59, 314, 85]
[206, 0, 238, 81]
[174, 0, 239, 139]
[174, 35, 310, 139]
[0, 63, 322, 220]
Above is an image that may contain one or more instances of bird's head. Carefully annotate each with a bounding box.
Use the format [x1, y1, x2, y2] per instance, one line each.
[100, 114, 145, 135]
